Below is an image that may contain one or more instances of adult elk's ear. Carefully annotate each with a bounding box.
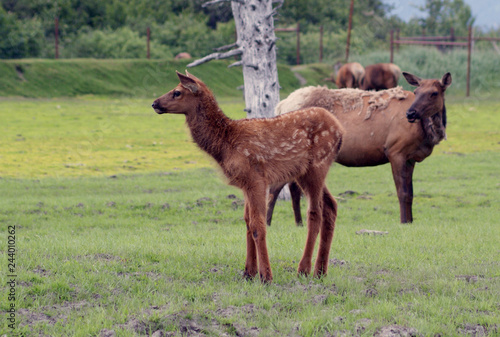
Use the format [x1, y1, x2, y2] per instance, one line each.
[440, 72, 452, 90]
[177, 71, 198, 94]
[403, 72, 422, 87]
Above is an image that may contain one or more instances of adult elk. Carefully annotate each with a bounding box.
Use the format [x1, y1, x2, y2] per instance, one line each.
[360, 63, 402, 90]
[335, 62, 365, 89]
[268, 72, 451, 225]
[152, 71, 344, 283]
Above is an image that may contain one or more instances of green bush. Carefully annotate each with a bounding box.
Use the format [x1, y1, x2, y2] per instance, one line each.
[0, 7, 44, 58]
[150, 14, 235, 58]
[61, 27, 172, 59]
[351, 46, 500, 95]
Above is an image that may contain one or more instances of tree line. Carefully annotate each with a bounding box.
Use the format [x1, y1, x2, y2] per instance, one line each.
[0, 0, 487, 63]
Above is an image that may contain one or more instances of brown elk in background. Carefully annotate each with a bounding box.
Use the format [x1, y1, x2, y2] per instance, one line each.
[335, 62, 365, 88]
[152, 71, 345, 283]
[174, 52, 192, 60]
[267, 72, 451, 225]
[360, 63, 402, 90]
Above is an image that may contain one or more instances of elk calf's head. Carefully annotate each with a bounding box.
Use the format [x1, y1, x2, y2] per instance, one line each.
[152, 71, 204, 115]
[403, 72, 451, 123]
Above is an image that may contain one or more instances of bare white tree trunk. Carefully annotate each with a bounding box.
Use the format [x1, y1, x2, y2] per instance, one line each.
[231, 0, 280, 118]
[188, 0, 282, 119]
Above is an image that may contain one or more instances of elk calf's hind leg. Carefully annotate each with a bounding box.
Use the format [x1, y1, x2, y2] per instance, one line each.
[296, 176, 325, 276]
[314, 187, 337, 277]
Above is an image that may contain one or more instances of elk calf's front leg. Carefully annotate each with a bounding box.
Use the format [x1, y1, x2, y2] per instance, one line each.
[251, 224, 272, 283]
[244, 203, 258, 279]
[245, 189, 273, 283]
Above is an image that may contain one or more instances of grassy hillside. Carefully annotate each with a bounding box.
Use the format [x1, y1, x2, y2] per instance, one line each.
[1, 48, 498, 99]
[0, 59, 301, 99]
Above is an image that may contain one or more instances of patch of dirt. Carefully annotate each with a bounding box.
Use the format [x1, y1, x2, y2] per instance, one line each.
[72, 253, 123, 262]
[18, 300, 89, 327]
[293, 71, 308, 86]
[364, 288, 378, 297]
[329, 258, 348, 267]
[356, 229, 389, 236]
[116, 271, 163, 280]
[15, 65, 26, 81]
[355, 318, 373, 335]
[195, 197, 214, 207]
[215, 304, 256, 318]
[339, 190, 359, 198]
[118, 312, 250, 337]
[457, 323, 498, 336]
[374, 325, 421, 337]
[93, 253, 122, 261]
[231, 200, 245, 210]
[456, 275, 483, 283]
[33, 266, 51, 277]
[119, 318, 158, 335]
[99, 328, 116, 337]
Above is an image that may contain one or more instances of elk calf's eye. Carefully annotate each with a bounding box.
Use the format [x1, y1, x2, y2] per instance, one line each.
[173, 91, 181, 97]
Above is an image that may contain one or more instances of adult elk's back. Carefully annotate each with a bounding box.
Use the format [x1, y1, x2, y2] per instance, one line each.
[268, 72, 451, 224]
[360, 63, 402, 91]
[335, 62, 365, 89]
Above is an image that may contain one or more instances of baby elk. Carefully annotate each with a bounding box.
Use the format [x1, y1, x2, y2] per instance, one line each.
[152, 71, 344, 283]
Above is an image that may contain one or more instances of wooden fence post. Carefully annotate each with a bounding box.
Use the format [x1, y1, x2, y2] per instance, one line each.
[466, 25, 472, 97]
[390, 29, 394, 63]
[296, 22, 300, 65]
[396, 28, 400, 52]
[345, 0, 355, 63]
[319, 25, 323, 63]
[147, 27, 151, 59]
[55, 17, 59, 59]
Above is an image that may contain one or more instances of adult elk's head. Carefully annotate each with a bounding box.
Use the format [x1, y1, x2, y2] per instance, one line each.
[403, 72, 452, 123]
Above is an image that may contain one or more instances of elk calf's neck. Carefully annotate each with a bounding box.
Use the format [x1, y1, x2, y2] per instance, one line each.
[152, 71, 345, 283]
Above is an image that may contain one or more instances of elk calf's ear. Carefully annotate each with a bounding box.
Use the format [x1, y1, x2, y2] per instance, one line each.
[440, 72, 452, 90]
[177, 71, 199, 94]
[185, 70, 202, 82]
[403, 72, 422, 87]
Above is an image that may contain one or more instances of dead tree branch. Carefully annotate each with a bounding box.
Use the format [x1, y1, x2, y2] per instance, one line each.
[187, 48, 243, 68]
[203, 0, 244, 7]
[214, 42, 238, 52]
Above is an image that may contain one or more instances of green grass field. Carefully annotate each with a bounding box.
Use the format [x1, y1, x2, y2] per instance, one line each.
[0, 61, 499, 336]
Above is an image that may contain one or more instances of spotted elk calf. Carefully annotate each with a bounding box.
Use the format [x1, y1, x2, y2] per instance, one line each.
[152, 71, 344, 283]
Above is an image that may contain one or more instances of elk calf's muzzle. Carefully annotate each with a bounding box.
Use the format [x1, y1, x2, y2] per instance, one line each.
[152, 100, 165, 114]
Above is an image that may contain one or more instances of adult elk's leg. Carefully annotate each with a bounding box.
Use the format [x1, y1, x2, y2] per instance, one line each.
[290, 182, 303, 226]
[314, 187, 337, 277]
[266, 183, 286, 226]
[267, 182, 303, 227]
[244, 183, 273, 283]
[390, 158, 415, 223]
